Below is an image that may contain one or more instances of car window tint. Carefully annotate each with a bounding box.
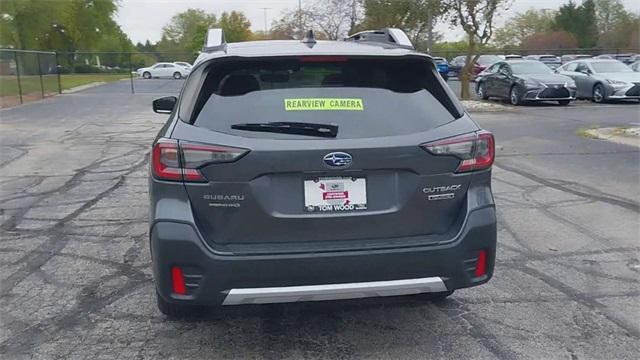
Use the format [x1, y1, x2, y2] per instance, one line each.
[575, 63, 589, 72]
[189, 57, 463, 138]
[591, 61, 633, 73]
[486, 63, 500, 73]
[510, 61, 553, 74]
[564, 62, 578, 71]
[477, 55, 502, 66]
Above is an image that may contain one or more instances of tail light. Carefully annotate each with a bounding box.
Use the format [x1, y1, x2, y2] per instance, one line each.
[421, 130, 495, 173]
[152, 138, 248, 182]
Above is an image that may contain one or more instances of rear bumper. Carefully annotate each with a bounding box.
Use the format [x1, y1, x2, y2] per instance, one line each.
[151, 205, 497, 307]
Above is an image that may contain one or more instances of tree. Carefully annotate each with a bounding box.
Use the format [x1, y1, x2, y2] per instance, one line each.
[270, 1, 357, 41]
[270, 9, 313, 40]
[595, 0, 626, 34]
[359, 0, 445, 48]
[521, 31, 578, 50]
[553, 0, 598, 48]
[594, 0, 640, 48]
[160, 9, 217, 55]
[0, 0, 59, 49]
[0, 0, 125, 52]
[218, 11, 252, 42]
[306, 0, 363, 40]
[493, 9, 555, 48]
[445, 0, 509, 99]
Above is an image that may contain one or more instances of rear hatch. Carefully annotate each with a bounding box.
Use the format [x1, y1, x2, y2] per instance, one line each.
[172, 56, 478, 248]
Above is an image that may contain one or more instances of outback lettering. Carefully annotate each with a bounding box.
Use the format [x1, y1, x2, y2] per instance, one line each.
[422, 185, 462, 193]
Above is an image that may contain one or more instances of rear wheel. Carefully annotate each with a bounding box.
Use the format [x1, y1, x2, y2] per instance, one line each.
[592, 83, 605, 103]
[558, 100, 571, 106]
[477, 82, 488, 100]
[143, 71, 151, 79]
[156, 292, 202, 318]
[173, 72, 182, 80]
[509, 85, 522, 105]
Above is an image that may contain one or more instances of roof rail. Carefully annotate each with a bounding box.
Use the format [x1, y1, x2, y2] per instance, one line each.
[345, 28, 414, 50]
[203, 28, 227, 53]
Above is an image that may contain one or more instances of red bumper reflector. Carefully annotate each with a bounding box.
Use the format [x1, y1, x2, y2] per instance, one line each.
[171, 266, 186, 295]
[475, 250, 487, 277]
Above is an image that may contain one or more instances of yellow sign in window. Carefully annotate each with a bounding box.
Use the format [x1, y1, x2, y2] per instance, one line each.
[284, 98, 364, 111]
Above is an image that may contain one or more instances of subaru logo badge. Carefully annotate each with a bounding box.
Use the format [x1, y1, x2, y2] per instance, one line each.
[323, 152, 352, 168]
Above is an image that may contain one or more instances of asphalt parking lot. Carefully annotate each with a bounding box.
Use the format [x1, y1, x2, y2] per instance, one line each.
[0, 79, 639, 359]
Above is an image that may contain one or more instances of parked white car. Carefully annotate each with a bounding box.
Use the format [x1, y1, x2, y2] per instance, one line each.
[136, 62, 190, 79]
[173, 62, 192, 71]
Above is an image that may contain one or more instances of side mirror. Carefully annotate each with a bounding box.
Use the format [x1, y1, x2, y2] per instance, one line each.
[153, 96, 177, 114]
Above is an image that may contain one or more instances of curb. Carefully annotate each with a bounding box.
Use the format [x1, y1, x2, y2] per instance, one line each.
[62, 82, 107, 94]
[585, 127, 640, 148]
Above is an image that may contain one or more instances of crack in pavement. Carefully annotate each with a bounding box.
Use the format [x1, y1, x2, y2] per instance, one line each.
[495, 162, 640, 212]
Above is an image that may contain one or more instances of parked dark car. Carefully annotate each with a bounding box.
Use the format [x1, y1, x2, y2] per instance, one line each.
[433, 57, 449, 81]
[448, 55, 501, 79]
[525, 54, 562, 70]
[149, 28, 497, 317]
[557, 59, 640, 103]
[475, 60, 576, 105]
[593, 54, 636, 64]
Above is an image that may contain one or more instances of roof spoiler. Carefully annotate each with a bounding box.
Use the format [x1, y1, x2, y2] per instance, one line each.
[203, 28, 227, 53]
[345, 28, 414, 49]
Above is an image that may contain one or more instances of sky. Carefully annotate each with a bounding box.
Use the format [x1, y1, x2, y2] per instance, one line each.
[115, 0, 640, 45]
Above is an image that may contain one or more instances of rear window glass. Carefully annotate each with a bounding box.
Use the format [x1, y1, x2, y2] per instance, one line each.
[477, 55, 502, 65]
[188, 57, 461, 139]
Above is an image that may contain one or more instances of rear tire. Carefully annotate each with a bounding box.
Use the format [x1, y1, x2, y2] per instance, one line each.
[156, 292, 202, 318]
[509, 85, 522, 105]
[173, 72, 182, 80]
[441, 74, 449, 82]
[558, 100, 571, 106]
[143, 71, 151, 79]
[592, 83, 605, 103]
[477, 82, 488, 100]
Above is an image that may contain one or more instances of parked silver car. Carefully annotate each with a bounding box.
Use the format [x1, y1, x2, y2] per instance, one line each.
[556, 59, 640, 103]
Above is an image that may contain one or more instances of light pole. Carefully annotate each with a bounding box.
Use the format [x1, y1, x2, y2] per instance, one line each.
[298, 0, 303, 39]
[260, 7, 271, 35]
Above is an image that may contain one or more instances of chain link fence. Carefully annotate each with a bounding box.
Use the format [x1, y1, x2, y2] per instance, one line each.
[0, 49, 198, 107]
[0, 50, 59, 108]
[1, 47, 637, 108]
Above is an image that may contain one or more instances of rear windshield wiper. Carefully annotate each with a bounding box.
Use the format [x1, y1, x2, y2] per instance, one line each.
[231, 122, 338, 138]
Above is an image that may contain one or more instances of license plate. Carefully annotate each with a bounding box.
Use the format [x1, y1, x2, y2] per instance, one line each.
[304, 177, 367, 212]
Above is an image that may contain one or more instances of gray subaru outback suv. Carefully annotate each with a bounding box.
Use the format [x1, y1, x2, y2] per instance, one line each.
[149, 28, 496, 317]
